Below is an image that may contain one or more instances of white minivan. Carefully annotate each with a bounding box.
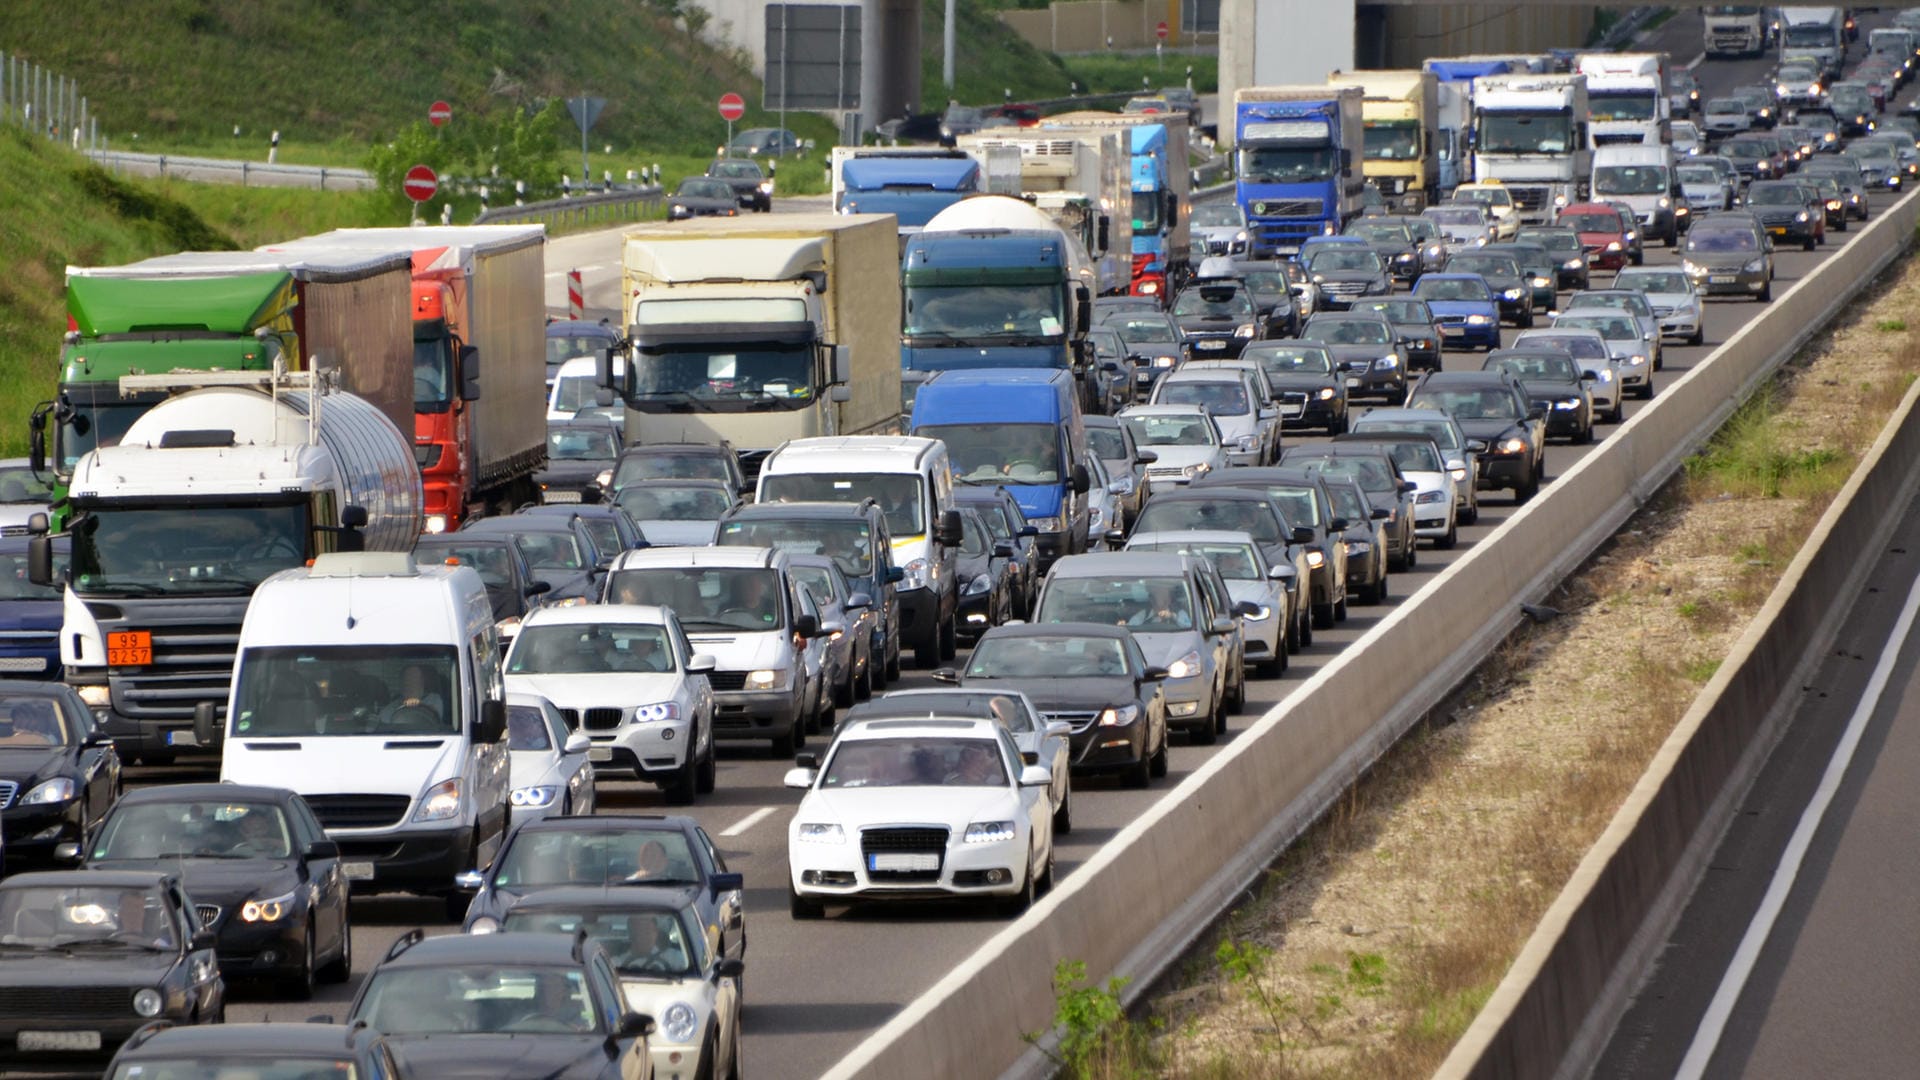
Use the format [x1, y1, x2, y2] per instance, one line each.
[196, 551, 510, 920]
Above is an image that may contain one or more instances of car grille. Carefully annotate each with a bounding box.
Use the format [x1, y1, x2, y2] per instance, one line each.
[0, 780, 15, 810]
[1507, 186, 1550, 212]
[196, 904, 223, 927]
[1651, 305, 1675, 317]
[0, 986, 136, 1018]
[1432, 313, 1467, 326]
[304, 794, 412, 831]
[1249, 197, 1324, 218]
[1320, 280, 1369, 297]
[861, 826, 948, 881]
[1042, 710, 1100, 733]
[1753, 209, 1799, 227]
[708, 671, 751, 692]
[1277, 390, 1310, 409]
[580, 707, 624, 731]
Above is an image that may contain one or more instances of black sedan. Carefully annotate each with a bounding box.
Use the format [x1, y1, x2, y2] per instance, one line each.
[706, 157, 774, 211]
[515, 502, 648, 559]
[0, 870, 224, 1070]
[1169, 279, 1264, 359]
[0, 682, 121, 870]
[84, 784, 351, 998]
[1302, 245, 1393, 309]
[1299, 312, 1410, 403]
[1407, 370, 1548, 504]
[106, 1021, 403, 1079]
[1482, 347, 1594, 443]
[1442, 250, 1533, 326]
[1241, 341, 1349, 434]
[536, 417, 624, 504]
[957, 486, 1042, 616]
[938, 622, 1169, 787]
[667, 177, 741, 220]
[955, 508, 1017, 640]
[1279, 443, 1420, 572]
[456, 515, 608, 604]
[413, 534, 551, 635]
[1350, 297, 1444, 373]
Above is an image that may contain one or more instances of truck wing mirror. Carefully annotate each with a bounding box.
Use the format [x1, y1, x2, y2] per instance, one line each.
[460, 346, 481, 401]
[1076, 285, 1092, 336]
[1164, 191, 1180, 228]
[26, 403, 49, 475]
[1071, 462, 1091, 494]
[831, 344, 852, 384]
[1097, 214, 1112, 252]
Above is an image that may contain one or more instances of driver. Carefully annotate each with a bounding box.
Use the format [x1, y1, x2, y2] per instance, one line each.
[724, 574, 776, 625]
[1127, 582, 1189, 628]
[1000, 429, 1057, 479]
[624, 839, 673, 883]
[231, 809, 285, 857]
[379, 665, 447, 732]
[623, 914, 688, 973]
[507, 972, 589, 1032]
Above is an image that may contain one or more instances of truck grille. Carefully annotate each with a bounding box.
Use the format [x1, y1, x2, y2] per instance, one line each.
[861, 826, 948, 881]
[707, 671, 751, 692]
[1507, 186, 1550, 212]
[87, 608, 244, 722]
[1249, 198, 1324, 218]
[304, 794, 412, 831]
[1592, 132, 1646, 146]
[0, 986, 135, 1018]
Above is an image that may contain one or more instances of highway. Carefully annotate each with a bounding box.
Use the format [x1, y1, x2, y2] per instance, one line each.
[123, 22, 1920, 1080]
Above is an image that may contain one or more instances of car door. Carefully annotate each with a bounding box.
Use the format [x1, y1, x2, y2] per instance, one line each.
[66, 695, 118, 830]
[290, 795, 349, 958]
[695, 826, 745, 958]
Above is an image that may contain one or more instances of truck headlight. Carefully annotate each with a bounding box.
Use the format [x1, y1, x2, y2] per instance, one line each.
[633, 702, 682, 722]
[745, 669, 786, 691]
[1097, 703, 1140, 727]
[414, 778, 462, 821]
[240, 891, 297, 922]
[661, 1001, 700, 1044]
[77, 684, 111, 708]
[510, 785, 559, 808]
[963, 821, 1016, 844]
[796, 822, 845, 843]
[1165, 649, 1202, 679]
[425, 514, 449, 534]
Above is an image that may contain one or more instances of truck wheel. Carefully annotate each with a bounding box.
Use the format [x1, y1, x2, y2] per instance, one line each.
[770, 719, 798, 759]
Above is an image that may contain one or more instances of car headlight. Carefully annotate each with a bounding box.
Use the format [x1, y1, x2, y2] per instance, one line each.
[1241, 604, 1272, 622]
[1426, 244, 1444, 259]
[77, 684, 111, 708]
[1758, 160, 1772, 172]
[1376, 354, 1399, 369]
[1776, 84, 1788, 95]
[745, 668, 786, 691]
[1626, 354, 1647, 366]
[1657, 197, 1671, 209]
[1597, 369, 1615, 382]
[469, 915, 501, 934]
[653, 1000, 699, 1044]
[510, 785, 560, 808]
[1305, 549, 1325, 568]
[758, 181, 774, 194]
[1556, 398, 1582, 410]
[797, 822, 845, 843]
[21, 777, 76, 804]
[240, 890, 297, 923]
[1029, 516, 1063, 533]
[1606, 241, 1623, 252]
[900, 557, 930, 589]
[1165, 649, 1203, 679]
[1502, 288, 1523, 300]
[1563, 257, 1584, 270]
[1180, 463, 1207, 478]
[1152, 355, 1177, 368]
[551, 596, 589, 608]
[1312, 274, 1326, 284]
[633, 702, 682, 722]
[1098, 703, 1141, 727]
[1235, 434, 1261, 450]
[670, 204, 686, 215]
[1234, 323, 1256, 338]
[1345, 539, 1372, 555]
[1531, 276, 1551, 288]
[1795, 211, 1809, 222]
[414, 777, 462, 821]
[1466, 314, 1491, 326]
[1497, 437, 1529, 454]
[1416, 490, 1446, 504]
[133, 989, 164, 1018]
[964, 573, 994, 597]
[1317, 386, 1337, 400]
[595, 469, 614, 489]
[963, 820, 1018, 845]
[1450, 466, 1469, 482]
[1683, 260, 1706, 275]
[1235, 230, 1249, 243]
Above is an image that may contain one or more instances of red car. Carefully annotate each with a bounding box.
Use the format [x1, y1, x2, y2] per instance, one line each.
[1555, 203, 1635, 271]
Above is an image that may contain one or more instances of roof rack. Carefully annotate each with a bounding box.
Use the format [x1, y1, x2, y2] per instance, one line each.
[384, 928, 426, 964]
[122, 1020, 175, 1053]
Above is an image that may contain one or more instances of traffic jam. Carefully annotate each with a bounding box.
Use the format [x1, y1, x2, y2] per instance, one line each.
[3, 5, 1918, 1076]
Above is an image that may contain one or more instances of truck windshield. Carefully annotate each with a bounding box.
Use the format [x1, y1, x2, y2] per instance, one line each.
[903, 285, 1067, 341]
[1239, 145, 1338, 183]
[1477, 112, 1574, 154]
[759, 473, 925, 537]
[604, 567, 783, 632]
[70, 501, 308, 597]
[918, 423, 1063, 486]
[1594, 166, 1670, 195]
[1588, 92, 1658, 122]
[1132, 190, 1164, 232]
[413, 333, 454, 412]
[1785, 27, 1838, 49]
[229, 645, 460, 738]
[1363, 121, 1421, 161]
[628, 345, 815, 412]
[57, 397, 153, 471]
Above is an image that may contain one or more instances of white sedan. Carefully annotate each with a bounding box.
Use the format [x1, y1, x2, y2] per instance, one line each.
[504, 691, 597, 821]
[785, 716, 1056, 917]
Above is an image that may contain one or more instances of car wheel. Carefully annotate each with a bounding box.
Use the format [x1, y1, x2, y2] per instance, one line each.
[834, 664, 855, 709]
[1151, 727, 1172, 774]
[938, 613, 958, 660]
[1037, 844, 1056, 894]
[1438, 518, 1458, 549]
[885, 640, 902, 682]
[1638, 377, 1656, 400]
[1689, 327, 1705, 346]
[1608, 400, 1626, 423]
[855, 651, 874, 701]
[282, 924, 317, 1000]
[1518, 307, 1534, 329]
[999, 853, 1037, 916]
[1631, 249, 1644, 266]
[1260, 642, 1287, 677]
[1298, 606, 1313, 647]
[1126, 739, 1153, 788]
[1312, 598, 1336, 629]
[1373, 570, 1390, 604]
[914, 618, 941, 668]
[694, 1032, 718, 1080]
[1334, 588, 1349, 621]
[319, 908, 353, 984]
[1758, 280, 1772, 302]
[770, 719, 797, 760]
[696, 731, 718, 794]
[1516, 473, 1538, 505]
[1804, 233, 1817, 251]
[789, 885, 825, 920]
[1053, 783, 1073, 835]
[664, 749, 699, 805]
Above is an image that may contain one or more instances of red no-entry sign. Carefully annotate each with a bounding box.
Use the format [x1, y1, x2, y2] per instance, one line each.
[403, 164, 438, 203]
[428, 100, 452, 127]
[718, 92, 746, 121]
[1156, 21, 1169, 40]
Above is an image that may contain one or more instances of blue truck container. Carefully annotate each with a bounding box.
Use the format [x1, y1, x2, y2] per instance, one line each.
[1233, 86, 1368, 258]
[835, 154, 983, 230]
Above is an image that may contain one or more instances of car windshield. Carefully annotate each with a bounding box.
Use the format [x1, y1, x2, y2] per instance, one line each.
[1247, 346, 1333, 374]
[1558, 212, 1622, 233]
[0, 884, 173, 950]
[1724, 139, 1769, 157]
[1566, 294, 1644, 315]
[495, 827, 701, 888]
[504, 908, 698, 978]
[0, 694, 71, 745]
[821, 735, 1009, 788]
[0, 465, 51, 504]
[614, 484, 733, 521]
[1038, 574, 1197, 632]
[966, 633, 1131, 676]
[1688, 228, 1760, 253]
[508, 704, 556, 751]
[919, 423, 1062, 486]
[1306, 249, 1381, 273]
[612, 452, 732, 488]
[1087, 426, 1129, 461]
[759, 473, 924, 537]
[230, 646, 461, 738]
[1706, 99, 1746, 115]
[717, 518, 874, 578]
[91, 800, 292, 861]
[1354, 419, 1460, 452]
[1747, 186, 1804, 206]
[1448, 255, 1519, 278]
[1521, 335, 1608, 361]
[1304, 319, 1392, 345]
[508, 623, 674, 675]
[1122, 413, 1218, 447]
[1324, 481, 1369, 523]
[1129, 540, 1263, 580]
[356, 965, 598, 1035]
[1380, 441, 1445, 472]
[1424, 207, 1482, 226]
[605, 568, 780, 632]
[1291, 454, 1395, 492]
[1594, 166, 1668, 195]
[420, 542, 514, 590]
[514, 530, 585, 571]
[1191, 204, 1242, 227]
[1135, 499, 1282, 543]
[1518, 231, 1580, 252]
[679, 179, 734, 200]
[1412, 388, 1519, 420]
[1173, 287, 1254, 320]
[711, 161, 760, 178]
[1557, 315, 1636, 340]
[1415, 277, 1491, 302]
[1157, 381, 1250, 415]
[1347, 222, 1412, 243]
[548, 427, 619, 461]
[1110, 316, 1180, 345]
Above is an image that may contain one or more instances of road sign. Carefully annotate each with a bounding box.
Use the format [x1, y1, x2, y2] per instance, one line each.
[718, 92, 746, 121]
[428, 101, 452, 127]
[403, 164, 438, 203]
[1156, 20, 1169, 40]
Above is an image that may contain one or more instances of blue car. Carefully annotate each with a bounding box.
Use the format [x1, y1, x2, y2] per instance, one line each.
[1412, 273, 1504, 352]
[0, 536, 66, 681]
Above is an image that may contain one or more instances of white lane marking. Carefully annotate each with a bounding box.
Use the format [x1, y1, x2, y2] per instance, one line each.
[720, 806, 777, 837]
[1685, 52, 1705, 71]
[1676, 563, 1920, 1078]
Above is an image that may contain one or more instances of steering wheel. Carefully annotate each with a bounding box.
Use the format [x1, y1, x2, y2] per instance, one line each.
[718, 607, 765, 629]
[385, 705, 438, 732]
[505, 1014, 579, 1034]
[415, 376, 442, 400]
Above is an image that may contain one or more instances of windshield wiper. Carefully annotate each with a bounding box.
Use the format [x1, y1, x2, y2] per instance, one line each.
[76, 580, 170, 596]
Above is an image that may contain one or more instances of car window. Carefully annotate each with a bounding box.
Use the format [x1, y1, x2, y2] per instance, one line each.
[966, 633, 1132, 676]
[0, 694, 72, 745]
[92, 800, 293, 861]
[493, 829, 701, 887]
[615, 484, 734, 522]
[509, 622, 675, 675]
[505, 909, 699, 978]
[355, 965, 598, 1035]
[820, 736, 1009, 788]
[1122, 413, 1219, 447]
[1037, 575, 1198, 632]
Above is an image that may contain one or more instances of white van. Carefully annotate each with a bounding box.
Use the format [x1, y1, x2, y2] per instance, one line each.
[197, 552, 510, 918]
[755, 436, 962, 668]
[548, 354, 625, 420]
[1591, 144, 1683, 246]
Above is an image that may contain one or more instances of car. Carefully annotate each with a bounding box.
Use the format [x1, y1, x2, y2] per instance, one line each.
[1351, 296, 1445, 372]
[944, 506, 1013, 641]
[939, 104, 984, 143]
[1405, 370, 1547, 504]
[728, 127, 804, 157]
[937, 623, 1169, 782]
[505, 693, 598, 823]
[667, 176, 742, 220]
[1719, 133, 1784, 182]
[783, 715, 1058, 915]
[1450, 183, 1521, 240]
[1703, 96, 1754, 136]
[504, 605, 717, 804]
[493, 885, 744, 1080]
[0, 870, 224, 1068]
[844, 687, 1073, 833]
[518, 499, 646, 557]
[1083, 416, 1153, 531]
[1347, 407, 1481, 524]
[0, 536, 67, 681]
[1511, 327, 1626, 422]
[611, 479, 739, 547]
[1117, 404, 1231, 493]
[1102, 311, 1189, 399]
[608, 441, 749, 502]
[1343, 216, 1431, 279]
[1729, 84, 1777, 129]
[1082, 454, 1125, 550]
[103, 1021, 403, 1079]
[1302, 244, 1393, 309]
[1553, 203, 1635, 272]
[1126, 530, 1292, 675]
[1514, 224, 1593, 291]
[1240, 341, 1349, 433]
[1549, 310, 1656, 398]
[1189, 464, 1349, 634]
[1317, 472, 1391, 605]
[1744, 179, 1825, 250]
[1799, 171, 1853, 231]
[1484, 241, 1560, 312]
[1421, 203, 1497, 249]
[1410, 272, 1503, 352]
[0, 460, 53, 536]
[1191, 201, 1251, 257]
[457, 514, 608, 603]
[1670, 119, 1706, 157]
[1442, 249, 1534, 325]
[1299, 311, 1411, 402]
[1829, 84, 1875, 135]
[0, 682, 121, 870]
[1032, 552, 1245, 741]
[1681, 215, 1775, 301]
[413, 533, 551, 644]
[706, 158, 774, 211]
[547, 354, 622, 422]
[1149, 368, 1279, 466]
[544, 320, 624, 394]
[1169, 278, 1265, 358]
[84, 784, 350, 996]
[1280, 443, 1419, 570]
[1228, 258, 1305, 337]
[1083, 326, 1135, 415]
[1128, 484, 1315, 630]
[1481, 347, 1595, 444]
[786, 552, 877, 707]
[1333, 434, 1457, 549]
[345, 930, 655, 1079]
[537, 417, 624, 504]
[1559, 288, 1666, 367]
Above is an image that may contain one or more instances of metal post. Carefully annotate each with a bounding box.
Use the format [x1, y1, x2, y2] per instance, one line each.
[778, 10, 788, 158]
[944, 0, 957, 90]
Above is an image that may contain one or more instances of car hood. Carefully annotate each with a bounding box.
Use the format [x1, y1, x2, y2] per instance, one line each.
[798, 785, 1017, 831]
[0, 746, 67, 787]
[1136, 445, 1221, 470]
[1322, 342, 1394, 365]
[225, 734, 465, 798]
[1449, 417, 1528, 441]
[1174, 314, 1244, 336]
[1312, 269, 1386, 285]
[1422, 299, 1498, 318]
[1267, 372, 1340, 391]
[633, 520, 720, 547]
[0, 946, 176, 984]
[385, 1034, 624, 1079]
[1131, 630, 1207, 664]
[90, 857, 301, 908]
[534, 461, 611, 488]
[679, 630, 789, 669]
[507, 672, 689, 711]
[962, 675, 1140, 712]
[1574, 230, 1626, 247]
[1515, 377, 1585, 399]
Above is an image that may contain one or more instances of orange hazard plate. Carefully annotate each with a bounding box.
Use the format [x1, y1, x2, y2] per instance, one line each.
[107, 631, 152, 667]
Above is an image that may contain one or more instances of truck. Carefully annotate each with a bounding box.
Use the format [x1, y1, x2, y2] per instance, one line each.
[956, 128, 1134, 296]
[1471, 73, 1592, 221]
[1327, 70, 1440, 209]
[1779, 7, 1847, 77]
[1424, 58, 1525, 194]
[1231, 86, 1366, 258]
[259, 226, 549, 533]
[30, 365, 423, 762]
[615, 214, 901, 483]
[1039, 111, 1192, 300]
[829, 145, 1021, 236]
[1576, 53, 1670, 148]
[1704, 5, 1769, 57]
[34, 249, 415, 525]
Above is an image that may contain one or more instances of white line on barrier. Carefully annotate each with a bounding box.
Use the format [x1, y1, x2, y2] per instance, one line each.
[1675, 562, 1920, 1078]
[720, 806, 776, 837]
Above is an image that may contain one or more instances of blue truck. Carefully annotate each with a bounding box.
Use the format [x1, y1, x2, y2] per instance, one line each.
[831, 148, 994, 233]
[1233, 86, 1367, 258]
[1041, 111, 1192, 301]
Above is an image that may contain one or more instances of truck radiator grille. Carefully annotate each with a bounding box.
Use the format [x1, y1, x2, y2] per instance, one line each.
[92, 616, 242, 721]
[1248, 198, 1325, 218]
[707, 671, 751, 692]
[1592, 132, 1646, 146]
[1507, 186, 1550, 212]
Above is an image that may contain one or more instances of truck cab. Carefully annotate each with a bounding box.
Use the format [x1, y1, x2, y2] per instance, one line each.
[832, 149, 983, 233]
[1233, 87, 1365, 258]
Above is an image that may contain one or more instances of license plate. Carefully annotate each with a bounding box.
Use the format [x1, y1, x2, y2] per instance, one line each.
[1345, 376, 1362, 388]
[589, 746, 614, 762]
[1196, 340, 1226, 350]
[1710, 275, 1738, 284]
[107, 630, 152, 667]
[342, 861, 375, 881]
[166, 730, 199, 747]
[1768, 226, 1787, 236]
[1280, 406, 1303, 417]
[1442, 325, 1465, 335]
[17, 1031, 101, 1052]
[869, 852, 940, 872]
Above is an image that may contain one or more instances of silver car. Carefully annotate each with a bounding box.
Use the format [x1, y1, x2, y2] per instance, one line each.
[1421, 204, 1496, 249]
[1559, 289, 1666, 369]
[1511, 328, 1625, 422]
[786, 553, 874, 710]
[1118, 404, 1233, 493]
[1546, 312, 1654, 399]
[1347, 407, 1480, 524]
[504, 692, 598, 822]
[1150, 368, 1280, 466]
[1126, 530, 1291, 676]
[1612, 266, 1706, 346]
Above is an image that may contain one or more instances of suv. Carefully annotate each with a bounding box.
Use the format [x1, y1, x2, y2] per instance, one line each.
[1405, 370, 1548, 504]
[457, 514, 609, 603]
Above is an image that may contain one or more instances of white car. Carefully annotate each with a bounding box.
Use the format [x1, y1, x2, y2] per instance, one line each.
[1421, 204, 1496, 249]
[1611, 266, 1707, 346]
[1117, 404, 1232, 493]
[843, 687, 1074, 833]
[784, 716, 1056, 917]
[1126, 529, 1290, 676]
[1151, 367, 1280, 466]
[504, 692, 598, 821]
[1512, 328, 1625, 423]
[503, 604, 719, 805]
[1451, 184, 1520, 240]
[1347, 407, 1481, 524]
[1359, 435, 1459, 548]
[546, 354, 624, 421]
[1548, 311, 1654, 398]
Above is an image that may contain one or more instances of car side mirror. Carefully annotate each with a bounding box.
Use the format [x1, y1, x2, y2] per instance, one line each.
[1017, 524, 1040, 537]
[525, 580, 553, 597]
[617, 1012, 656, 1039]
[475, 699, 507, 744]
[930, 667, 960, 684]
[1020, 764, 1053, 787]
[993, 540, 1015, 558]
[1071, 463, 1091, 494]
[1045, 721, 1071, 739]
[1398, 480, 1417, 494]
[1107, 480, 1129, 495]
[1209, 615, 1236, 635]
[1100, 361, 1120, 374]
[454, 870, 486, 890]
[1104, 528, 1127, 547]
[794, 614, 821, 639]
[1232, 600, 1261, 618]
[1329, 516, 1349, 531]
[1142, 665, 1170, 681]
[936, 509, 963, 546]
[782, 766, 817, 789]
[1527, 406, 1547, 421]
[715, 956, 747, 981]
[1291, 525, 1315, 545]
[709, 872, 744, 900]
[820, 620, 846, 637]
[1371, 507, 1390, 521]
[304, 840, 339, 860]
[193, 701, 223, 752]
[1136, 449, 1159, 464]
[191, 930, 217, 952]
[688, 653, 717, 673]
[564, 731, 592, 755]
[845, 591, 872, 610]
[1580, 369, 1598, 381]
[1466, 439, 1488, 453]
[886, 566, 905, 583]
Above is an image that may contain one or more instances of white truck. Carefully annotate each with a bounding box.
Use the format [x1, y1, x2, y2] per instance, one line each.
[1779, 7, 1848, 77]
[1471, 73, 1592, 221]
[35, 366, 423, 763]
[956, 129, 1134, 296]
[1704, 5, 1769, 58]
[1576, 53, 1670, 149]
[615, 214, 902, 483]
[197, 550, 509, 918]
[1592, 144, 1684, 246]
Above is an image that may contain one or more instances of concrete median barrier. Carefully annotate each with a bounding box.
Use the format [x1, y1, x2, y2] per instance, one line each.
[824, 193, 1920, 1080]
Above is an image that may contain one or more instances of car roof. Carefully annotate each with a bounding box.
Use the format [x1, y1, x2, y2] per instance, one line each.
[521, 603, 672, 628]
[1159, 369, 1248, 385]
[380, 930, 595, 969]
[516, 813, 697, 835]
[618, 478, 736, 493]
[1119, 403, 1210, 417]
[1354, 407, 1456, 425]
[518, 504, 624, 519]
[460, 516, 580, 536]
[1143, 486, 1271, 502]
[611, 545, 780, 570]
[120, 1022, 384, 1058]
[1128, 529, 1261, 547]
[0, 680, 72, 699]
[834, 716, 1004, 741]
[975, 620, 1132, 641]
[1416, 370, 1516, 387]
[546, 321, 621, 341]
[1047, 551, 1197, 577]
[115, 783, 296, 807]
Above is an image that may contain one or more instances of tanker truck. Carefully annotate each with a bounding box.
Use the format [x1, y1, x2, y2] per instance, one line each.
[29, 365, 423, 762]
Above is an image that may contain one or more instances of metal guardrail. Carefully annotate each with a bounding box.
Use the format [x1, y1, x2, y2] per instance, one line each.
[85, 149, 373, 190]
[472, 185, 664, 229]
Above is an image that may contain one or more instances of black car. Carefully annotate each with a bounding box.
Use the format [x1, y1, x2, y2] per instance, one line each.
[1302, 244, 1394, 308]
[1082, 326, 1133, 415]
[1485, 241, 1560, 312]
[457, 813, 745, 963]
[1241, 341, 1349, 433]
[515, 502, 648, 558]
[0, 682, 121, 869]
[457, 515, 608, 603]
[1342, 216, 1429, 280]
[1083, 417, 1153, 532]
[1228, 259, 1304, 337]
[1318, 472, 1391, 605]
[413, 533, 550, 630]
[1101, 311, 1188, 399]
[1191, 466, 1351, 635]
[938, 623, 1169, 787]
[85, 784, 350, 997]
[537, 417, 624, 504]
[106, 1021, 403, 1079]
[1442, 250, 1533, 326]
[1169, 279, 1264, 359]
[1483, 347, 1594, 443]
[955, 507, 1016, 641]
[1350, 297, 1444, 372]
[1299, 311, 1410, 403]
[1744, 179, 1823, 250]
[1515, 226, 1593, 290]
[955, 486, 1041, 617]
[704, 158, 774, 211]
[544, 319, 623, 392]
[667, 177, 741, 220]
[609, 441, 749, 499]
[345, 931, 654, 1079]
[1407, 370, 1548, 504]
[1129, 487, 1312, 588]
[1279, 443, 1419, 572]
[0, 870, 224, 1070]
